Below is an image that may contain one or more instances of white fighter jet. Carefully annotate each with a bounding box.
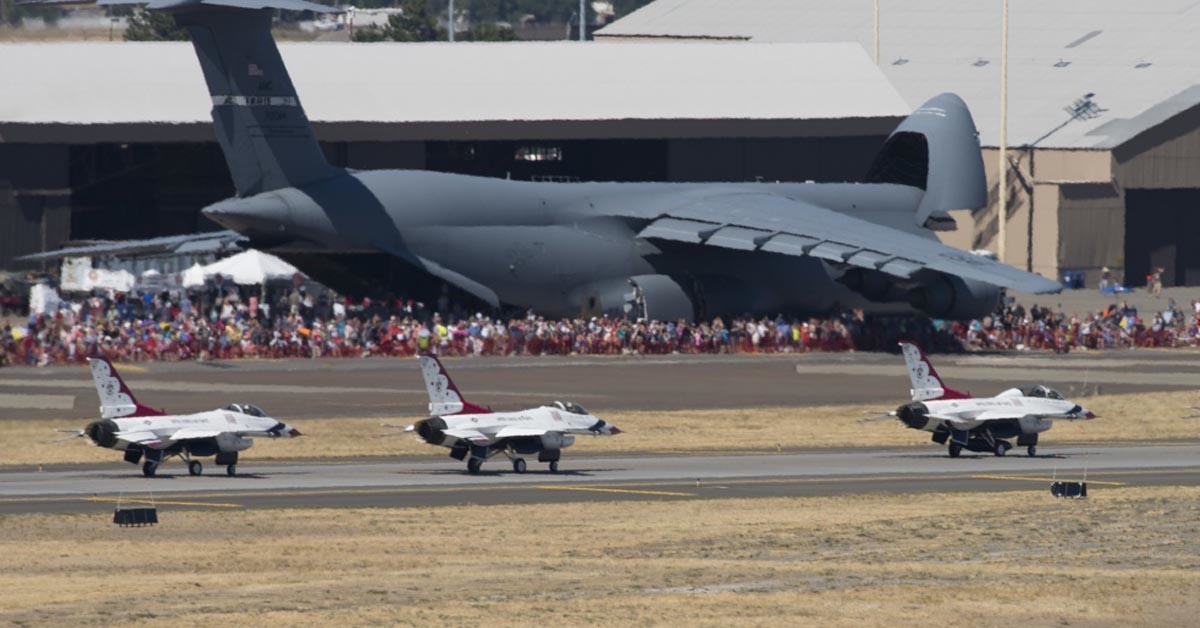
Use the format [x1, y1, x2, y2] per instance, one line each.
[879, 343, 1095, 457]
[58, 357, 302, 477]
[401, 354, 621, 473]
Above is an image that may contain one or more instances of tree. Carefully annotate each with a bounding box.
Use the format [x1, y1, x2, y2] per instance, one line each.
[382, 0, 445, 42]
[463, 21, 517, 42]
[351, 25, 389, 43]
[124, 9, 189, 42]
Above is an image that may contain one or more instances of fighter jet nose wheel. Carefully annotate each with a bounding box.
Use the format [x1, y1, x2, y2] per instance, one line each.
[226, 464, 237, 477]
[467, 458, 483, 474]
[549, 461, 559, 473]
[188, 460, 203, 476]
[141, 461, 157, 477]
[512, 458, 527, 474]
[948, 443, 962, 458]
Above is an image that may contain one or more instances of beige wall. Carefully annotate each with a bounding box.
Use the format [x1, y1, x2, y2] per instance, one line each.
[1115, 109, 1200, 188]
[1055, 184, 1125, 286]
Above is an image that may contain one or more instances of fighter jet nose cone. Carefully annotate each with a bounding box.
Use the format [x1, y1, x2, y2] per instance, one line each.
[609, 426, 622, 435]
[202, 194, 292, 237]
[288, 427, 303, 437]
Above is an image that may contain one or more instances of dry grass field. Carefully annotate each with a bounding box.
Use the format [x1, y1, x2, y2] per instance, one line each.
[0, 486, 1196, 626]
[3, 390, 1196, 467]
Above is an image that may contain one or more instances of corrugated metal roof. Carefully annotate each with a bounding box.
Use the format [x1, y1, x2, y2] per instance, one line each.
[0, 40, 907, 126]
[598, 0, 1200, 148]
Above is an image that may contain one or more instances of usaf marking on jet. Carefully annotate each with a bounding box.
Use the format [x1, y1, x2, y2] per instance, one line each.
[399, 354, 621, 473]
[870, 343, 1096, 457]
[58, 357, 302, 477]
[68, 0, 1059, 323]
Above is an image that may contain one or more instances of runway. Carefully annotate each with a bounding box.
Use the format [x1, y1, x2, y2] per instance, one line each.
[2, 349, 1198, 420]
[1, 443, 1195, 514]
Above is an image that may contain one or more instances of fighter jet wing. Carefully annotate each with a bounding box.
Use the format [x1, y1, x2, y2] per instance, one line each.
[493, 427, 551, 439]
[114, 430, 163, 447]
[967, 410, 1022, 422]
[442, 428, 494, 444]
[166, 428, 227, 441]
[627, 192, 1061, 293]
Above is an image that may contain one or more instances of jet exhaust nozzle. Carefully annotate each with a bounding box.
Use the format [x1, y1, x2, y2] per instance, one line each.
[896, 402, 931, 430]
[84, 419, 119, 448]
[415, 417, 448, 445]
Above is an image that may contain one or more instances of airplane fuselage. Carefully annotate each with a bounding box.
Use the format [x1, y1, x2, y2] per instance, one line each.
[204, 171, 958, 319]
[84, 409, 293, 453]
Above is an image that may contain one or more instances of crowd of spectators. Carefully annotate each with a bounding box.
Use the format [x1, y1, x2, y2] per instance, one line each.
[955, 298, 1200, 352]
[2, 285, 1198, 367]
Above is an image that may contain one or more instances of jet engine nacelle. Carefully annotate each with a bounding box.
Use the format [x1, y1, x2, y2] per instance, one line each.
[908, 272, 1001, 320]
[540, 432, 575, 450]
[415, 417, 450, 446]
[84, 419, 119, 449]
[215, 432, 254, 453]
[896, 402, 933, 431]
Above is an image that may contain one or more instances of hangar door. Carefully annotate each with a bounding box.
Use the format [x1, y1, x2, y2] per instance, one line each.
[1124, 189, 1200, 286]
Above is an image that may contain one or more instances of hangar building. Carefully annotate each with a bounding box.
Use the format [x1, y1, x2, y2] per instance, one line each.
[599, 0, 1200, 288]
[0, 40, 908, 268]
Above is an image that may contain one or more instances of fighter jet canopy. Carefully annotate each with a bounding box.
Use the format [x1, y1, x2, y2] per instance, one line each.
[554, 401, 589, 415]
[1020, 385, 1064, 400]
[224, 403, 269, 417]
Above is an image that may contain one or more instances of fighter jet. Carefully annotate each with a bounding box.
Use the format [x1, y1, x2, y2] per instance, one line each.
[400, 354, 620, 473]
[76, 0, 1059, 322]
[58, 357, 302, 477]
[878, 343, 1096, 457]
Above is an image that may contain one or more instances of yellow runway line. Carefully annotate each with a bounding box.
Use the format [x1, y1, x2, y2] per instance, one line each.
[971, 474, 1126, 486]
[535, 485, 695, 497]
[85, 496, 243, 508]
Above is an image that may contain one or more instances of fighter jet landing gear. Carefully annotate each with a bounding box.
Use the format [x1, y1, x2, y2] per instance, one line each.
[142, 461, 158, 477]
[549, 461, 560, 473]
[227, 464, 238, 476]
[948, 443, 963, 458]
[1027, 445, 1037, 457]
[188, 460, 203, 476]
[512, 458, 527, 474]
[467, 457, 483, 474]
[993, 441, 1012, 457]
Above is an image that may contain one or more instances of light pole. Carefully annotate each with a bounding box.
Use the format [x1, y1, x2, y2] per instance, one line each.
[579, 0, 586, 41]
[448, 0, 454, 42]
[1019, 93, 1104, 272]
[997, 0, 1009, 263]
[873, 0, 879, 64]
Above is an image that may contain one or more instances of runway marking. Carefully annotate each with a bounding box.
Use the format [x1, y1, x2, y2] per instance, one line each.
[535, 485, 696, 497]
[115, 364, 148, 373]
[971, 474, 1127, 486]
[0, 393, 75, 410]
[85, 496, 243, 508]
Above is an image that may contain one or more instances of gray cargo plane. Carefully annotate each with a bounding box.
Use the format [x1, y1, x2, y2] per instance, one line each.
[90, 0, 1060, 320]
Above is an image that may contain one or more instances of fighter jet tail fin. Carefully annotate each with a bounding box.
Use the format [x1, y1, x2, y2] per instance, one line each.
[898, 342, 970, 402]
[866, 93, 987, 232]
[86, 357, 167, 419]
[417, 353, 493, 416]
[149, 1, 342, 197]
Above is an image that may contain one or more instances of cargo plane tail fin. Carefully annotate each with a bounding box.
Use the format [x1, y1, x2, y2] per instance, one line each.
[865, 93, 987, 232]
[117, 0, 342, 196]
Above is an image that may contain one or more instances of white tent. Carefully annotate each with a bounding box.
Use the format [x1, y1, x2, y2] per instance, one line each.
[181, 250, 301, 288]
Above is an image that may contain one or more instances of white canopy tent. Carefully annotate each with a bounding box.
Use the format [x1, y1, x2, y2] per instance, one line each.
[181, 250, 301, 288]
